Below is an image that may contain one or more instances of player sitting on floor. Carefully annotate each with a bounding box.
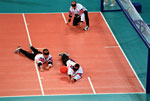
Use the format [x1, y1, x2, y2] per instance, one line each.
[59, 52, 83, 82]
[14, 45, 53, 72]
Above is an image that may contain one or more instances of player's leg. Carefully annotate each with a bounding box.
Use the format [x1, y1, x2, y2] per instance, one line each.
[84, 11, 89, 27]
[73, 16, 81, 26]
[59, 53, 70, 66]
[30, 46, 42, 55]
[61, 54, 70, 66]
[83, 11, 89, 31]
[14, 46, 35, 60]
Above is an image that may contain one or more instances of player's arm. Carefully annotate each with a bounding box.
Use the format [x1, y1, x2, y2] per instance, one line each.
[48, 57, 53, 66]
[37, 57, 44, 72]
[38, 62, 44, 72]
[67, 66, 74, 79]
[68, 10, 72, 23]
[79, 9, 84, 15]
[45, 57, 53, 70]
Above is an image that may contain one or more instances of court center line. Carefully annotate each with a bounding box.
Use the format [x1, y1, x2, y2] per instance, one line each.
[100, 12, 146, 92]
[22, 13, 45, 96]
[61, 13, 67, 24]
[88, 77, 96, 94]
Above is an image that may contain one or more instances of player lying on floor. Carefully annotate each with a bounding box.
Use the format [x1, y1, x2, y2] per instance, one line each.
[59, 52, 83, 82]
[14, 45, 53, 72]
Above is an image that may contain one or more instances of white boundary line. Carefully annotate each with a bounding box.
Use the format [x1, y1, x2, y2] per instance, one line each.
[34, 62, 45, 96]
[99, 12, 146, 92]
[0, 91, 145, 98]
[22, 13, 32, 46]
[88, 77, 96, 94]
[22, 13, 45, 95]
[61, 13, 67, 24]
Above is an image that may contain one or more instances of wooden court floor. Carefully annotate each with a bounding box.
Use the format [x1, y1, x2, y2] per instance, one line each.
[0, 12, 145, 97]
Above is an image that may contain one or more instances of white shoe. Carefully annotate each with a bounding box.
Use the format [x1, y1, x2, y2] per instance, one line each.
[103, 2, 108, 5]
[14, 46, 21, 53]
[110, 3, 115, 6]
[83, 26, 89, 31]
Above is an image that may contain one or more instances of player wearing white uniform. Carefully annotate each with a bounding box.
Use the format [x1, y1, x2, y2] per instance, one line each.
[59, 52, 83, 82]
[14, 45, 53, 72]
[34, 53, 53, 72]
[68, 1, 89, 31]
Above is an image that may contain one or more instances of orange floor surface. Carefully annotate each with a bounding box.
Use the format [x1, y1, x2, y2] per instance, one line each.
[0, 13, 145, 97]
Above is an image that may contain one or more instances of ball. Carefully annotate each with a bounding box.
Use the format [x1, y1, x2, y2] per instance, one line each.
[60, 66, 68, 74]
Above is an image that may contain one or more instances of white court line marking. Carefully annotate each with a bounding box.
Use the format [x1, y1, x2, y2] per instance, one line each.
[100, 12, 146, 92]
[88, 77, 96, 94]
[22, 13, 45, 96]
[0, 91, 145, 98]
[34, 62, 45, 96]
[22, 14, 32, 46]
[61, 13, 67, 24]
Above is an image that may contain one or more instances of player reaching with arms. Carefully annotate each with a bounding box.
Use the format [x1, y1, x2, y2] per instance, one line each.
[14, 45, 53, 72]
[59, 52, 83, 82]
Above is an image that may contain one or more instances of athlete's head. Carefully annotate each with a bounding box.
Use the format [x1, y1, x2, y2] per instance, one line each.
[71, 1, 76, 9]
[73, 63, 80, 71]
[43, 48, 49, 58]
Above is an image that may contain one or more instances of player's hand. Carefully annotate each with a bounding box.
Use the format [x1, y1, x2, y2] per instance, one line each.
[71, 78, 76, 83]
[46, 64, 52, 70]
[68, 74, 72, 79]
[75, 14, 80, 18]
[79, 22, 83, 27]
[45, 66, 50, 70]
[68, 19, 71, 23]
[40, 67, 44, 72]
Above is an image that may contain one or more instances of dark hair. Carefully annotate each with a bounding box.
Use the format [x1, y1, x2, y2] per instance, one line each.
[75, 63, 80, 68]
[73, 63, 80, 71]
[71, 1, 76, 7]
[43, 48, 49, 55]
[72, 1, 76, 3]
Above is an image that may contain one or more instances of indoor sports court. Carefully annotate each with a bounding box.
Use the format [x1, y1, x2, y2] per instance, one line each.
[0, 0, 150, 101]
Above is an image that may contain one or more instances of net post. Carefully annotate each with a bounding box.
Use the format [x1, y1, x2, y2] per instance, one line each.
[100, 0, 104, 12]
[146, 48, 150, 93]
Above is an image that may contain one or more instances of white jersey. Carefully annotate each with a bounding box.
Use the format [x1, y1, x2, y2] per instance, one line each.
[69, 3, 87, 15]
[34, 54, 53, 64]
[66, 59, 83, 77]
[66, 59, 76, 68]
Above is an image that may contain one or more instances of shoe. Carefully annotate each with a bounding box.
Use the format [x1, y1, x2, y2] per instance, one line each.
[110, 3, 115, 6]
[83, 26, 89, 31]
[29, 44, 32, 48]
[14, 46, 21, 53]
[103, 2, 108, 5]
[59, 52, 69, 57]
